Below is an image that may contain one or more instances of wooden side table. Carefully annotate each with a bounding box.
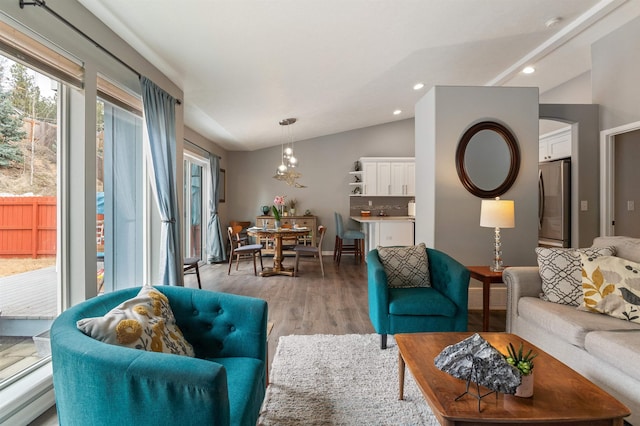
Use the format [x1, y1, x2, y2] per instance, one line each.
[466, 265, 505, 332]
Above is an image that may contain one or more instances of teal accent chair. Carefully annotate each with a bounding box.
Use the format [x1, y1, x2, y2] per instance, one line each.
[367, 247, 470, 349]
[51, 286, 267, 426]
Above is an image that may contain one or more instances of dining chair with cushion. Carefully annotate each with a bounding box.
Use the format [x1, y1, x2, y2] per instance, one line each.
[367, 243, 470, 349]
[333, 212, 365, 265]
[228, 226, 264, 275]
[294, 225, 327, 277]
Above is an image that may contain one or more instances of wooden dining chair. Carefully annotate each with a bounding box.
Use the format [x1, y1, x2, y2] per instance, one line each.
[227, 226, 264, 275]
[294, 225, 327, 277]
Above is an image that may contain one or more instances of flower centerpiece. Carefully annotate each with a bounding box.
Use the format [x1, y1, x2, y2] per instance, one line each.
[272, 195, 285, 228]
[506, 342, 538, 397]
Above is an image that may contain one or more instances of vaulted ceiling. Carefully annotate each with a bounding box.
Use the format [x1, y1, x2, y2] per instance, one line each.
[78, 0, 640, 151]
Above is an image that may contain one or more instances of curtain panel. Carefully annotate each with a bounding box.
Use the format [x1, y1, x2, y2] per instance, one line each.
[140, 76, 182, 286]
[207, 154, 226, 263]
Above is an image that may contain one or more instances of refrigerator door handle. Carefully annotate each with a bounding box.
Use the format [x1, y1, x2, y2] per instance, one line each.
[538, 169, 544, 231]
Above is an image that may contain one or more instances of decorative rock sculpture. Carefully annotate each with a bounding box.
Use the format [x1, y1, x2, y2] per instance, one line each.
[434, 333, 522, 395]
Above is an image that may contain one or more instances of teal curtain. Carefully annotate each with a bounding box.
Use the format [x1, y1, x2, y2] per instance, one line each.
[140, 76, 182, 286]
[207, 154, 226, 263]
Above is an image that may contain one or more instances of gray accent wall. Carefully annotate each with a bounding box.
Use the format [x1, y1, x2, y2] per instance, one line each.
[415, 86, 539, 267]
[225, 119, 415, 251]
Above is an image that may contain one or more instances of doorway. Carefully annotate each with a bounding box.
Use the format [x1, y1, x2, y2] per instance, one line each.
[601, 121, 640, 236]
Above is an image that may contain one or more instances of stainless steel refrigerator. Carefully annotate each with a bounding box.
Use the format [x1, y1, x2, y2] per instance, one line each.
[538, 159, 570, 248]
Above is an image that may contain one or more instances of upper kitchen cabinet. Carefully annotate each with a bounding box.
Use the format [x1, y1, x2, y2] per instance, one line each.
[357, 157, 415, 196]
[539, 126, 572, 162]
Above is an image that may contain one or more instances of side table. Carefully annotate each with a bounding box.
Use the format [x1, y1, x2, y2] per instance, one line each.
[466, 265, 505, 332]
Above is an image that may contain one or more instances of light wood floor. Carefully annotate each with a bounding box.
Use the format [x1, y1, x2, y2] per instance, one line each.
[29, 254, 505, 425]
[185, 254, 506, 371]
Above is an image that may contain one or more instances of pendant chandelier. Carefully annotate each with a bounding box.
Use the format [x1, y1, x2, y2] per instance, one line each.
[273, 118, 307, 187]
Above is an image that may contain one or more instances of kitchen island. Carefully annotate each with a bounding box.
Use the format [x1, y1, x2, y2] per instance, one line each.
[350, 216, 415, 254]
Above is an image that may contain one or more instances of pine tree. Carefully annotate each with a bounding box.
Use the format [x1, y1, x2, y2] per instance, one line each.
[0, 90, 26, 167]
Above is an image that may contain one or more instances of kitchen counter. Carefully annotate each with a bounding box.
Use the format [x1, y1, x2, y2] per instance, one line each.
[350, 216, 415, 253]
[350, 216, 415, 222]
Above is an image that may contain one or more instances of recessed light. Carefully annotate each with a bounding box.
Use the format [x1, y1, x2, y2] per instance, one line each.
[522, 66, 535, 74]
[413, 83, 424, 90]
[393, 109, 402, 115]
[545, 17, 562, 28]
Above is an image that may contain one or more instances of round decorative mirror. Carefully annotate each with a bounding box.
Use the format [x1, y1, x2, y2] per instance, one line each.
[455, 121, 520, 198]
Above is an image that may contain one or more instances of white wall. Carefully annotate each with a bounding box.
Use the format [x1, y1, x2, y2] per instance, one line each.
[415, 86, 539, 267]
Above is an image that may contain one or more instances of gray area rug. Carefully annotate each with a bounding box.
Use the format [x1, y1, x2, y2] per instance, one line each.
[258, 333, 439, 425]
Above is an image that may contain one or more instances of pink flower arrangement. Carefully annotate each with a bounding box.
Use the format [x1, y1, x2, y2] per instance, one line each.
[272, 195, 286, 221]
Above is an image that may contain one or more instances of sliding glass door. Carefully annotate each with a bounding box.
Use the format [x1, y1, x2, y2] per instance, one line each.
[183, 153, 208, 262]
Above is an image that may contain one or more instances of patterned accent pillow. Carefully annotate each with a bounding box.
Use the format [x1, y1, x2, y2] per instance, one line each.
[77, 285, 195, 356]
[377, 243, 430, 288]
[580, 254, 640, 324]
[535, 246, 616, 306]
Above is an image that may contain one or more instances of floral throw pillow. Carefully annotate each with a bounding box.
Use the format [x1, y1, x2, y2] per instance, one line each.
[579, 254, 640, 324]
[377, 243, 430, 288]
[77, 285, 195, 356]
[535, 246, 616, 306]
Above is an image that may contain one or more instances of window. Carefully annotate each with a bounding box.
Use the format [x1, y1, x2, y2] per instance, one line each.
[0, 54, 60, 387]
[97, 95, 144, 292]
[183, 151, 209, 262]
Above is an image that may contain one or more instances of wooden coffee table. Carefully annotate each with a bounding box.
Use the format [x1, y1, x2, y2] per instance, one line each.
[396, 332, 630, 426]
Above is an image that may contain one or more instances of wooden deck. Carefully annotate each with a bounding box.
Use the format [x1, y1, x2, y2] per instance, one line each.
[0, 266, 57, 320]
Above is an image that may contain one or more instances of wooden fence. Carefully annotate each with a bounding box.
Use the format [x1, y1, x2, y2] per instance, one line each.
[0, 196, 56, 258]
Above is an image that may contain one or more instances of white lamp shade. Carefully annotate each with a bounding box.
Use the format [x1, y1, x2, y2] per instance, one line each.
[480, 199, 515, 228]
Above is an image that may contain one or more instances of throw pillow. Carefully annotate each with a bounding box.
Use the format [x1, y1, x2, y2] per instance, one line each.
[77, 285, 195, 356]
[377, 243, 430, 288]
[579, 254, 640, 324]
[535, 246, 616, 306]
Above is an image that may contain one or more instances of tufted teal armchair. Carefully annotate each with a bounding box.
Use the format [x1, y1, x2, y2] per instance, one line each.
[51, 286, 267, 426]
[367, 247, 470, 349]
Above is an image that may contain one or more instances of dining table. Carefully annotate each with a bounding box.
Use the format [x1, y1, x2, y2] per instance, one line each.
[247, 226, 310, 277]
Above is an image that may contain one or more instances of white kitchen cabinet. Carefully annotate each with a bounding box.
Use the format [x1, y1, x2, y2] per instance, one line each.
[378, 221, 414, 246]
[357, 157, 415, 196]
[376, 162, 392, 195]
[539, 127, 572, 162]
[391, 162, 415, 196]
[362, 161, 377, 195]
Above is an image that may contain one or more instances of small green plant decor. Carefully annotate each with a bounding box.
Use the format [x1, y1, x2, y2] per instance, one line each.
[505, 342, 537, 376]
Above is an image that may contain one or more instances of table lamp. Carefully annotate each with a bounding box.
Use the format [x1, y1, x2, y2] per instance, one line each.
[480, 198, 515, 272]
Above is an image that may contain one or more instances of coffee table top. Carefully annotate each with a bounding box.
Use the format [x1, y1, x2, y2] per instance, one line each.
[396, 332, 630, 425]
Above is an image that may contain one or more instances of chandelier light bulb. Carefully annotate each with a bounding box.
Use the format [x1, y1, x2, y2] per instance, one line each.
[278, 163, 288, 174]
[284, 147, 293, 157]
[288, 156, 298, 167]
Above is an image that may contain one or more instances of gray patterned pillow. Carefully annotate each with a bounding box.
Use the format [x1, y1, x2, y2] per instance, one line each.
[377, 243, 430, 288]
[535, 246, 616, 306]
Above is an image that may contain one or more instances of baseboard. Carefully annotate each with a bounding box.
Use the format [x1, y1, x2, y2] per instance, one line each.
[467, 283, 507, 310]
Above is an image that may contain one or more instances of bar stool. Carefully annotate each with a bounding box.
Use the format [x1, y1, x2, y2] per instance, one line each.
[333, 212, 365, 265]
[183, 257, 202, 289]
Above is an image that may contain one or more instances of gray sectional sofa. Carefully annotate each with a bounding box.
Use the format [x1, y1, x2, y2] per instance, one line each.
[504, 236, 640, 425]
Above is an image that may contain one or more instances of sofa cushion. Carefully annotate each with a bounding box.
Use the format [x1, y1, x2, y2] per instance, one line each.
[535, 246, 616, 306]
[580, 254, 640, 324]
[517, 297, 640, 349]
[388, 287, 457, 317]
[377, 243, 431, 288]
[592, 236, 640, 263]
[77, 285, 195, 356]
[584, 330, 640, 382]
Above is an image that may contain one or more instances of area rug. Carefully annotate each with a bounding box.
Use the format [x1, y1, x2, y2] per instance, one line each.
[258, 333, 439, 425]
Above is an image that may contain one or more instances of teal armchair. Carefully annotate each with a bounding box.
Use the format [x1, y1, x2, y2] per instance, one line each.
[367, 247, 470, 349]
[51, 286, 267, 426]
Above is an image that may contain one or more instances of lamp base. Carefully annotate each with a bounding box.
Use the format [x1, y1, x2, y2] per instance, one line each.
[489, 264, 505, 272]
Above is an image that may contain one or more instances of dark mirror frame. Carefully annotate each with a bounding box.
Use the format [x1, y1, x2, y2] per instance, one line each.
[455, 121, 520, 198]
